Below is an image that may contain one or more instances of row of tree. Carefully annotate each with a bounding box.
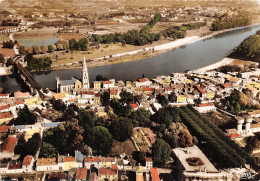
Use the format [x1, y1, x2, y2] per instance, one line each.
[230, 30, 260, 62]
[211, 17, 249, 31]
[68, 38, 88, 51]
[2, 40, 15, 49]
[91, 14, 162, 46]
[179, 106, 257, 169]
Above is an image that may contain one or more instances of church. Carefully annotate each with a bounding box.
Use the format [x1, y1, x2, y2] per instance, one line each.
[56, 56, 90, 93]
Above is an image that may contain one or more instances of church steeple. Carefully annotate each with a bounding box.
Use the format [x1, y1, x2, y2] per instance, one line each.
[82, 55, 89, 89]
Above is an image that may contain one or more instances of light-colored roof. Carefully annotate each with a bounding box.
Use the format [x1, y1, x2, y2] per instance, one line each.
[37, 158, 57, 166]
[60, 78, 78, 85]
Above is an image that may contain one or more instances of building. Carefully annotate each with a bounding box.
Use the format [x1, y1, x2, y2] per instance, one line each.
[98, 168, 118, 181]
[0, 136, 17, 159]
[0, 112, 13, 125]
[82, 55, 90, 89]
[75, 168, 88, 181]
[56, 56, 89, 93]
[136, 165, 144, 181]
[22, 155, 34, 172]
[150, 168, 160, 181]
[36, 158, 59, 171]
[84, 157, 116, 169]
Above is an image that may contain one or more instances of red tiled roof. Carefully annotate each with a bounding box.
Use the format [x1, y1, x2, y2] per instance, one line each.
[199, 103, 214, 107]
[146, 157, 152, 162]
[110, 91, 117, 95]
[130, 103, 138, 109]
[84, 157, 99, 162]
[144, 87, 154, 92]
[94, 93, 100, 97]
[103, 81, 112, 84]
[150, 168, 160, 181]
[15, 100, 24, 105]
[22, 156, 33, 166]
[64, 157, 76, 162]
[226, 129, 236, 133]
[111, 164, 117, 171]
[222, 83, 231, 88]
[82, 91, 94, 95]
[89, 172, 98, 181]
[165, 87, 173, 91]
[75, 168, 87, 180]
[99, 168, 117, 175]
[1, 136, 17, 153]
[0, 93, 9, 97]
[0, 112, 13, 119]
[48, 173, 67, 179]
[8, 163, 22, 170]
[139, 78, 148, 82]
[195, 85, 206, 94]
[0, 126, 11, 133]
[227, 133, 240, 139]
[0, 104, 9, 111]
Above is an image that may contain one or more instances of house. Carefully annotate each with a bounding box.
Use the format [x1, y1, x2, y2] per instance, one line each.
[0, 104, 10, 112]
[195, 85, 207, 98]
[126, 81, 132, 88]
[103, 81, 114, 89]
[130, 103, 138, 111]
[75, 168, 88, 181]
[136, 78, 152, 87]
[94, 93, 101, 104]
[36, 158, 59, 171]
[82, 91, 94, 99]
[136, 165, 144, 181]
[6, 163, 23, 174]
[195, 103, 216, 113]
[110, 90, 118, 99]
[145, 157, 153, 169]
[0, 93, 9, 98]
[98, 168, 118, 181]
[89, 172, 98, 181]
[0, 126, 11, 138]
[46, 173, 68, 181]
[84, 157, 116, 169]
[62, 157, 77, 171]
[93, 81, 102, 89]
[150, 168, 160, 181]
[22, 155, 34, 172]
[0, 136, 17, 159]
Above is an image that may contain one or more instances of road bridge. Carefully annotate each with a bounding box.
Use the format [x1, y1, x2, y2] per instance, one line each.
[13, 59, 53, 100]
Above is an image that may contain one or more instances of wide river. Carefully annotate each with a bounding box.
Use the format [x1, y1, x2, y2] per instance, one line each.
[0, 25, 260, 93]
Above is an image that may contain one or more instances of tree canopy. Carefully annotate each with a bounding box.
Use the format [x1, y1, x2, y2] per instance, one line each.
[109, 117, 133, 141]
[152, 138, 171, 167]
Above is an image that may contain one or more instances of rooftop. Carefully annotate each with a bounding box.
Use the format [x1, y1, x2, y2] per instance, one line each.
[37, 158, 57, 166]
[75, 168, 87, 180]
[22, 155, 33, 166]
[150, 168, 160, 181]
[1, 136, 17, 153]
[99, 168, 117, 175]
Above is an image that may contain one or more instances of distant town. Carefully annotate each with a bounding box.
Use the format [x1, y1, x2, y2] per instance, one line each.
[0, 0, 260, 181]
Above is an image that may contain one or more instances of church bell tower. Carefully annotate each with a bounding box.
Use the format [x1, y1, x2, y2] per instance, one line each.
[82, 55, 90, 89]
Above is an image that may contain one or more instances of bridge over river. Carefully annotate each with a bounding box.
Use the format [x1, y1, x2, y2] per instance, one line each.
[13, 57, 53, 101]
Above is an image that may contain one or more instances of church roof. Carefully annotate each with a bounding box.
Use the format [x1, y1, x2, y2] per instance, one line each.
[60, 78, 78, 86]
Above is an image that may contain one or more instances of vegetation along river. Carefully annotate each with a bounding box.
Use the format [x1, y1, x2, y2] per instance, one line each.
[0, 25, 260, 93]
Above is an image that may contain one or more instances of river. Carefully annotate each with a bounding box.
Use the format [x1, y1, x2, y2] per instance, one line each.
[0, 25, 260, 93]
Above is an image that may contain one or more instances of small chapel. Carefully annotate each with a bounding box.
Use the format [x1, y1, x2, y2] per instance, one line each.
[56, 56, 90, 93]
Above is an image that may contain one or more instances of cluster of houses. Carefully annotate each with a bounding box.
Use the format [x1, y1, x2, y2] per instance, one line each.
[0, 124, 160, 181]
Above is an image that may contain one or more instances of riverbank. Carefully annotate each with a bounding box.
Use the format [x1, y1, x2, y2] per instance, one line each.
[49, 23, 260, 71]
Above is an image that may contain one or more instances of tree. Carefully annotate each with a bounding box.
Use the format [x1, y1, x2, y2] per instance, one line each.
[12, 105, 37, 125]
[110, 117, 133, 141]
[157, 94, 169, 107]
[102, 92, 110, 107]
[152, 138, 171, 167]
[85, 126, 113, 155]
[130, 108, 151, 127]
[47, 45, 54, 52]
[120, 91, 134, 105]
[78, 109, 96, 131]
[69, 39, 77, 50]
[52, 99, 67, 111]
[39, 142, 58, 158]
[26, 133, 41, 156]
